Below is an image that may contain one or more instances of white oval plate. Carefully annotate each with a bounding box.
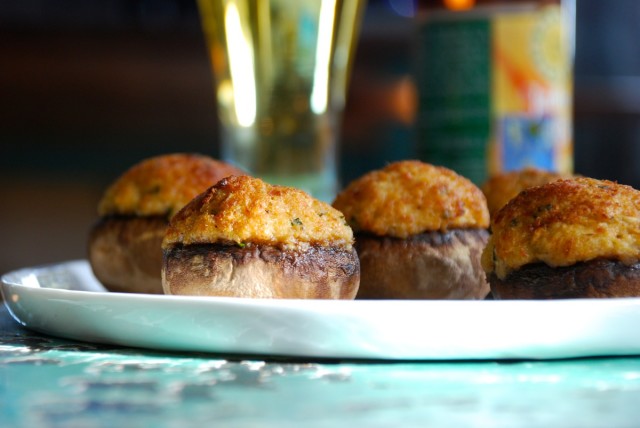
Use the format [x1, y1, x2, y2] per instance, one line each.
[3, 260, 640, 360]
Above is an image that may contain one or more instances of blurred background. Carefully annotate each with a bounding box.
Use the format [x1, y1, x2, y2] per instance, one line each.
[1, 0, 639, 274]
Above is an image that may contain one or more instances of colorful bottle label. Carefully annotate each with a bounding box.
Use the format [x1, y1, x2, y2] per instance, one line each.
[415, 3, 573, 184]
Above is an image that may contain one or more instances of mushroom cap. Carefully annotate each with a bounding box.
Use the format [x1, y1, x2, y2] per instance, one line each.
[353, 229, 489, 299]
[162, 244, 360, 299]
[488, 259, 640, 299]
[88, 216, 167, 294]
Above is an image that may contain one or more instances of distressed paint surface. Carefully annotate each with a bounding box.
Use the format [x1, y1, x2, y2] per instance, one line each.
[2, 307, 640, 427]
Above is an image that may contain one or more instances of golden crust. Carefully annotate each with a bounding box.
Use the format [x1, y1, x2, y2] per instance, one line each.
[332, 160, 489, 238]
[482, 177, 640, 279]
[482, 167, 570, 216]
[162, 175, 354, 250]
[98, 153, 245, 218]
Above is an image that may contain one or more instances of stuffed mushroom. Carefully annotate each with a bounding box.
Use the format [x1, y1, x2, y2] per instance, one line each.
[88, 153, 244, 294]
[483, 177, 640, 299]
[161, 175, 360, 299]
[333, 160, 490, 299]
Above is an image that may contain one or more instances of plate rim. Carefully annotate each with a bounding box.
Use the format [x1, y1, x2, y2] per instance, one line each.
[4, 260, 640, 360]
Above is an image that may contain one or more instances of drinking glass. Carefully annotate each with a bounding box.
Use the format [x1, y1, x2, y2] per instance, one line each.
[198, 0, 366, 201]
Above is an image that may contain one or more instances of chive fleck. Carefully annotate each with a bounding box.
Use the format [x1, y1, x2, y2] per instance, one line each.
[146, 185, 161, 194]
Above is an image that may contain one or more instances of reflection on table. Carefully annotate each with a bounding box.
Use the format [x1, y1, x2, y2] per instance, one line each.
[2, 306, 640, 427]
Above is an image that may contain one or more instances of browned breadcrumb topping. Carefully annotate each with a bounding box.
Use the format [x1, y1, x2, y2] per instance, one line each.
[482, 167, 571, 216]
[98, 153, 244, 218]
[482, 177, 640, 279]
[162, 175, 354, 250]
[332, 160, 489, 238]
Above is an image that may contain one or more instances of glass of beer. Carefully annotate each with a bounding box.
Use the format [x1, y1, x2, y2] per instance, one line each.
[197, 0, 366, 202]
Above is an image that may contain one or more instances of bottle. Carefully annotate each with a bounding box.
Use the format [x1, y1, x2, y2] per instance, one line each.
[414, 0, 575, 185]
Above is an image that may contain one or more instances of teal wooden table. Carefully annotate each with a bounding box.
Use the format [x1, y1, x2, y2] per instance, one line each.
[2, 306, 640, 427]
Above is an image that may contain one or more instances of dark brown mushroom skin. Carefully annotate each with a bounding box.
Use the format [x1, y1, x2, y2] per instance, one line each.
[489, 259, 640, 299]
[162, 243, 360, 299]
[353, 229, 489, 299]
[88, 215, 167, 294]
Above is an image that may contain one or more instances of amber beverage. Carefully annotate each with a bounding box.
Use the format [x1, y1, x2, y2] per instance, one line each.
[198, 0, 365, 201]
